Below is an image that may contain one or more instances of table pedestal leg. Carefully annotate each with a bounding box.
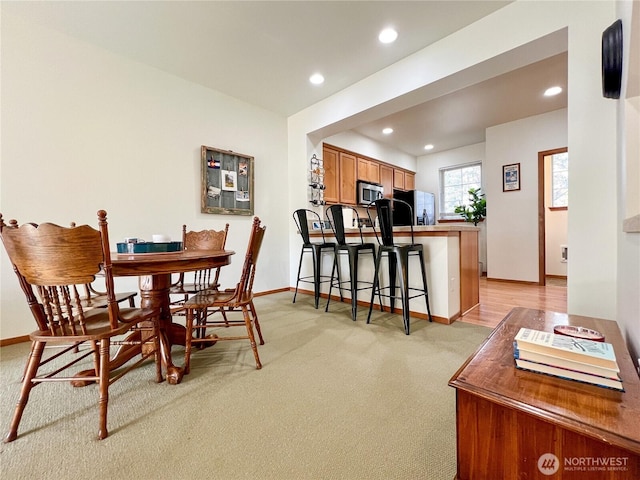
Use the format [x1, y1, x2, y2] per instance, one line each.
[72, 273, 186, 386]
[139, 274, 185, 385]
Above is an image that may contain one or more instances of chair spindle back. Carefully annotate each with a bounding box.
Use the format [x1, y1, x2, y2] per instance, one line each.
[236, 217, 266, 299]
[180, 223, 229, 291]
[0, 210, 119, 334]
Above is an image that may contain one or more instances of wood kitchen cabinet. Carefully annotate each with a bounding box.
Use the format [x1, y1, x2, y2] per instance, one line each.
[339, 152, 357, 204]
[324, 143, 413, 202]
[404, 172, 415, 191]
[393, 169, 415, 191]
[357, 157, 380, 184]
[323, 145, 357, 205]
[393, 169, 405, 190]
[323, 146, 340, 204]
[379, 164, 394, 199]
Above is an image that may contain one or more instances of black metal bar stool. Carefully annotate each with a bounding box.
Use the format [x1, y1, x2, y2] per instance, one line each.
[366, 198, 432, 334]
[293, 209, 337, 309]
[324, 205, 376, 321]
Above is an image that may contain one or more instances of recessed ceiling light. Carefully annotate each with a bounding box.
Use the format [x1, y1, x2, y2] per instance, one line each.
[309, 73, 324, 85]
[382, 127, 393, 134]
[544, 86, 562, 96]
[424, 144, 434, 151]
[378, 28, 398, 44]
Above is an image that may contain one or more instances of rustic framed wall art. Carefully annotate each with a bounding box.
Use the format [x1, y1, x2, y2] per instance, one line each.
[201, 146, 254, 215]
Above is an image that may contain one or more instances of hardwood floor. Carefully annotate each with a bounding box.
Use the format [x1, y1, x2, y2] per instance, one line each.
[459, 277, 567, 329]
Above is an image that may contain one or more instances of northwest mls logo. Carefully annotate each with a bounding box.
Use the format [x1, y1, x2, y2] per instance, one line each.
[538, 453, 560, 475]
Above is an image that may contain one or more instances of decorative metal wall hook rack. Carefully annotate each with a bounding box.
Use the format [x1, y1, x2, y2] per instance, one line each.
[308, 154, 326, 206]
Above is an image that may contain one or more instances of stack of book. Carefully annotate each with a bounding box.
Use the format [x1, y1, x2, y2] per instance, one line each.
[513, 327, 624, 391]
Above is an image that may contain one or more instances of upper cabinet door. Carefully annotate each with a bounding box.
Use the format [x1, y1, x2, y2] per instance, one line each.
[357, 157, 380, 184]
[393, 169, 405, 190]
[357, 157, 369, 181]
[323, 146, 339, 204]
[367, 161, 380, 184]
[380, 164, 394, 199]
[340, 152, 357, 205]
[404, 172, 415, 191]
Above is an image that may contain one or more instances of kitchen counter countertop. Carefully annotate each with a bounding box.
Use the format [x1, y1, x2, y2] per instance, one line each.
[304, 224, 480, 324]
[344, 224, 479, 233]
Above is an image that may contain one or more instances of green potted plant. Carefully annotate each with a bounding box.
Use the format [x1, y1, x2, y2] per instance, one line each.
[454, 187, 486, 226]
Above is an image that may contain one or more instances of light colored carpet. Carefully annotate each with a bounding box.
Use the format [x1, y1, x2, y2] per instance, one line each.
[0, 292, 491, 480]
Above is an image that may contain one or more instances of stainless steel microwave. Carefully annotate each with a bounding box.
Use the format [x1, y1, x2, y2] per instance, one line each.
[357, 181, 384, 205]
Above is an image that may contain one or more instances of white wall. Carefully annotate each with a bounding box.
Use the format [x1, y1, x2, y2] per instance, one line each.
[616, 0, 640, 362]
[3, 1, 637, 356]
[544, 155, 568, 277]
[565, 5, 618, 320]
[323, 131, 417, 172]
[416, 142, 485, 213]
[545, 213, 569, 276]
[486, 109, 567, 282]
[416, 142, 487, 272]
[289, 2, 626, 327]
[0, 12, 289, 339]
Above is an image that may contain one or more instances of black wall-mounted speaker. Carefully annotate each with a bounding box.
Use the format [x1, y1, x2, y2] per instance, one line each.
[602, 19, 623, 99]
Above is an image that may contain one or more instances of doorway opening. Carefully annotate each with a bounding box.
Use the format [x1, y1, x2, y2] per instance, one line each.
[538, 147, 568, 286]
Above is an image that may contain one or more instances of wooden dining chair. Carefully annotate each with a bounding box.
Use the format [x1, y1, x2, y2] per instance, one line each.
[79, 279, 137, 308]
[69, 222, 138, 309]
[182, 217, 266, 373]
[169, 223, 229, 310]
[0, 210, 163, 442]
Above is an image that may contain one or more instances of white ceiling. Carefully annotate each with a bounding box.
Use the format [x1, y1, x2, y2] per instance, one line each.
[3, 0, 567, 157]
[355, 52, 567, 156]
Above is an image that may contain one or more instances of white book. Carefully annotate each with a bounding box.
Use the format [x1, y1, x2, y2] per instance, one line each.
[514, 327, 619, 370]
[514, 347, 621, 379]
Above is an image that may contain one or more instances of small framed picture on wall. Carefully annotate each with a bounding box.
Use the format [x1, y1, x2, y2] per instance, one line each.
[503, 163, 521, 192]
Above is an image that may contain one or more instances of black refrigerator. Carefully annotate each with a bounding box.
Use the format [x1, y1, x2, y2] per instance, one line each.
[392, 190, 436, 226]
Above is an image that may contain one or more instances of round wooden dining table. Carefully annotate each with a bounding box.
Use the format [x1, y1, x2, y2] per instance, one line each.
[111, 249, 235, 384]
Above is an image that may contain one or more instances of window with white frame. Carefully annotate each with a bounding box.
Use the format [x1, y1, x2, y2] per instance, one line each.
[439, 162, 482, 219]
[551, 152, 568, 208]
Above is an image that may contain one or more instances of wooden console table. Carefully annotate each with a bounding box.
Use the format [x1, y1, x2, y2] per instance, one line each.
[449, 307, 640, 479]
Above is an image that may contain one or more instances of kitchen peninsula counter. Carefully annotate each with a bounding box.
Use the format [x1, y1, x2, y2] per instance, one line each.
[308, 224, 479, 324]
